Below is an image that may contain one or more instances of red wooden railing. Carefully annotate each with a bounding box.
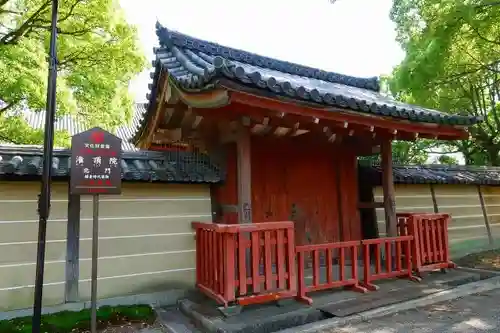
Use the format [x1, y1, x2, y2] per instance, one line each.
[410, 214, 456, 273]
[295, 241, 367, 305]
[396, 213, 456, 274]
[193, 212, 455, 308]
[192, 221, 297, 307]
[361, 236, 420, 291]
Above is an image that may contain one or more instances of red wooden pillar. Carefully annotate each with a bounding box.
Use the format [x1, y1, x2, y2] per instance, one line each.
[381, 139, 397, 237]
[237, 123, 252, 224]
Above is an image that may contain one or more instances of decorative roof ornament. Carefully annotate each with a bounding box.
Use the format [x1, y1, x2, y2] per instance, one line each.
[155, 21, 173, 48]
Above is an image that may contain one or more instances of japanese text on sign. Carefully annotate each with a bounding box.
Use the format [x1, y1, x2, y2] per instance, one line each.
[70, 127, 122, 195]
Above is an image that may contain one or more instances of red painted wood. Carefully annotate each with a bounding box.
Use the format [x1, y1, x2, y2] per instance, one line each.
[286, 227, 297, 291]
[192, 221, 297, 307]
[339, 247, 345, 281]
[196, 229, 202, 285]
[251, 231, 260, 293]
[295, 241, 367, 304]
[395, 241, 402, 272]
[276, 230, 286, 290]
[217, 233, 224, 294]
[326, 249, 333, 284]
[264, 231, 273, 290]
[296, 252, 309, 304]
[313, 250, 320, 286]
[192, 216, 456, 308]
[361, 236, 419, 290]
[352, 246, 359, 284]
[224, 232, 236, 302]
[208, 231, 214, 290]
[375, 243, 381, 274]
[238, 233, 247, 295]
[386, 241, 392, 272]
[212, 136, 362, 243]
[396, 213, 456, 274]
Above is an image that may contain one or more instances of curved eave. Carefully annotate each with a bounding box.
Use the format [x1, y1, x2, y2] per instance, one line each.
[207, 58, 482, 127]
[130, 63, 163, 147]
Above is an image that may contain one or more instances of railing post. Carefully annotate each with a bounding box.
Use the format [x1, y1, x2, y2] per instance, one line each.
[361, 242, 377, 291]
[224, 232, 236, 303]
[409, 215, 422, 272]
[286, 226, 297, 291]
[403, 237, 413, 279]
[442, 215, 451, 264]
[296, 251, 311, 305]
[195, 228, 202, 286]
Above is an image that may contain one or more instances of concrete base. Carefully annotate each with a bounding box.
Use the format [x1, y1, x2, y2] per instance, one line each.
[163, 269, 481, 333]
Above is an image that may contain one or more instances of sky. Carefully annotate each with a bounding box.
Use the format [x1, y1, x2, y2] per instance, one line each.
[119, 0, 405, 103]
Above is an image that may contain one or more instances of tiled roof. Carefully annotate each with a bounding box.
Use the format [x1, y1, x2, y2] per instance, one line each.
[0, 145, 222, 183]
[360, 164, 500, 185]
[136, 22, 481, 140]
[21, 104, 147, 151]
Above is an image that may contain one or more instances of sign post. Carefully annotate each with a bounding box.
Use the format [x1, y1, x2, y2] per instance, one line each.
[70, 127, 122, 333]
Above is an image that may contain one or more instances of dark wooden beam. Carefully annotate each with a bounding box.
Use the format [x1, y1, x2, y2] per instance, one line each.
[477, 185, 494, 246]
[65, 184, 81, 303]
[429, 184, 439, 213]
[381, 139, 397, 237]
[358, 201, 384, 209]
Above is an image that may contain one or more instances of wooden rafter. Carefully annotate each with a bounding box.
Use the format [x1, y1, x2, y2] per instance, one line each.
[229, 90, 469, 140]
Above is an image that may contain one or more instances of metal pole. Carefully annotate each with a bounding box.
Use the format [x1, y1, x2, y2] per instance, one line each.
[91, 194, 99, 333]
[32, 0, 59, 332]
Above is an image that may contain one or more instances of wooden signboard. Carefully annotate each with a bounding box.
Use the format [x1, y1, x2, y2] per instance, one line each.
[69, 127, 122, 333]
[70, 127, 122, 195]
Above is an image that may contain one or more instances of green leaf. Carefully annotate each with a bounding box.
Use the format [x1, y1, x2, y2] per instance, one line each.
[389, 0, 500, 165]
[0, 0, 147, 144]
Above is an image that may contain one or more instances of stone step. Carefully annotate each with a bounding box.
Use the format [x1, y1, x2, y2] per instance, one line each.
[155, 307, 202, 333]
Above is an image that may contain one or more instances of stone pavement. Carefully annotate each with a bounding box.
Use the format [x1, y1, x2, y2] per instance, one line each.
[319, 288, 500, 333]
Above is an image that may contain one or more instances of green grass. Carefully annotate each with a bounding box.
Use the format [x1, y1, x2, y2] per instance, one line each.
[0, 305, 155, 333]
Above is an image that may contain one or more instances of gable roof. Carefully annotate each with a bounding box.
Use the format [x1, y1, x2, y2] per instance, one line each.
[360, 164, 500, 186]
[140, 22, 481, 129]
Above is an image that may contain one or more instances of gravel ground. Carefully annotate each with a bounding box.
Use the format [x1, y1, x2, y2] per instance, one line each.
[456, 248, 500, 271]
[320, 288, 500, 333]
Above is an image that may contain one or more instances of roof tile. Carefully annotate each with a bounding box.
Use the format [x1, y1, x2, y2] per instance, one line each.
[0, 146, 222, 183]
[360, 164, 500, 185]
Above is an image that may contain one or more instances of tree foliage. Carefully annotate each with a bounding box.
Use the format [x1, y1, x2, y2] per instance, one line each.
[359, 140, 440, 165]
[434, 154, 459, 165]
[0, 0, 146, 146]
[389, 0, 500, 165]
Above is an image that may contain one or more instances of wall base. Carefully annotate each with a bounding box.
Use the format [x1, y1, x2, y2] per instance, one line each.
[0, 288, 191, 321]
